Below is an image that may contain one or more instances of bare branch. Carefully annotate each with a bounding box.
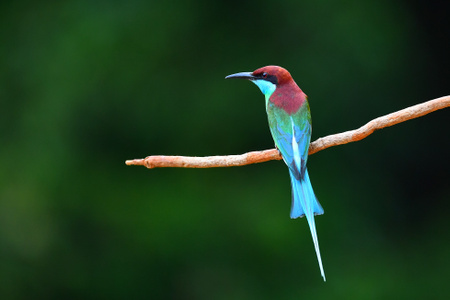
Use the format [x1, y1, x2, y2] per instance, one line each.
[126, 95, 450, 169]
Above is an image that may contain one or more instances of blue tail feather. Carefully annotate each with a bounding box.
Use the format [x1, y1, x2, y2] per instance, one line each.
[289, 169, 323, 218]
[289, 168, 326, 281]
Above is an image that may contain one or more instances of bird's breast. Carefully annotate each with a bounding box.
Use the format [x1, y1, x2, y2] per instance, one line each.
[268, 88, 306, 115]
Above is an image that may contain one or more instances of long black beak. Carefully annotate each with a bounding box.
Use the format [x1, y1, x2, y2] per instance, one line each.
[225, 72, 255, 80]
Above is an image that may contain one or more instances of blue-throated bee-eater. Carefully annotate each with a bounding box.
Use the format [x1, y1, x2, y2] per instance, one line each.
[226, 66, 326, 281]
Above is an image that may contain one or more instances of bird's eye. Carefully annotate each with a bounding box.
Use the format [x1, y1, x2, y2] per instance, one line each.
[262, 72, 268, 78]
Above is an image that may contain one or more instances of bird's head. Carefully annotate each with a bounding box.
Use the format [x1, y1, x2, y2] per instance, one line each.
[225, 66, 293, 97]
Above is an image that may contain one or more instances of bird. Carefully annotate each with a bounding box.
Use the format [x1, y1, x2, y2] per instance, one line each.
[225, 66, 326, 281]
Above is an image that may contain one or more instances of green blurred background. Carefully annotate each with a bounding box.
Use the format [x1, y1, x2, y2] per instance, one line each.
[1, 0, 449, 299]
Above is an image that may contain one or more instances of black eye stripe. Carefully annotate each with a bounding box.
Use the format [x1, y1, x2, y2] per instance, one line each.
[265, 74, 278, 85]
[254, 72, 278, 85]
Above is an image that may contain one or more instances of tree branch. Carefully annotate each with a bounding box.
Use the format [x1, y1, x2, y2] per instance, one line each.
[126, 95, 450, 169]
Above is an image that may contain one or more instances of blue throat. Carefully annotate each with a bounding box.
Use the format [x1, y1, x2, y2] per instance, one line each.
[252, 79, 276, 98]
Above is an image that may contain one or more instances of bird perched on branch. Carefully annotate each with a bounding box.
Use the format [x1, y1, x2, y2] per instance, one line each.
[226, 66, 326, 281]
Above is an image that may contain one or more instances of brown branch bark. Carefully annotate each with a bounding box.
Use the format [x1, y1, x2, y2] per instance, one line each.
[126, 95, 450, 169]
